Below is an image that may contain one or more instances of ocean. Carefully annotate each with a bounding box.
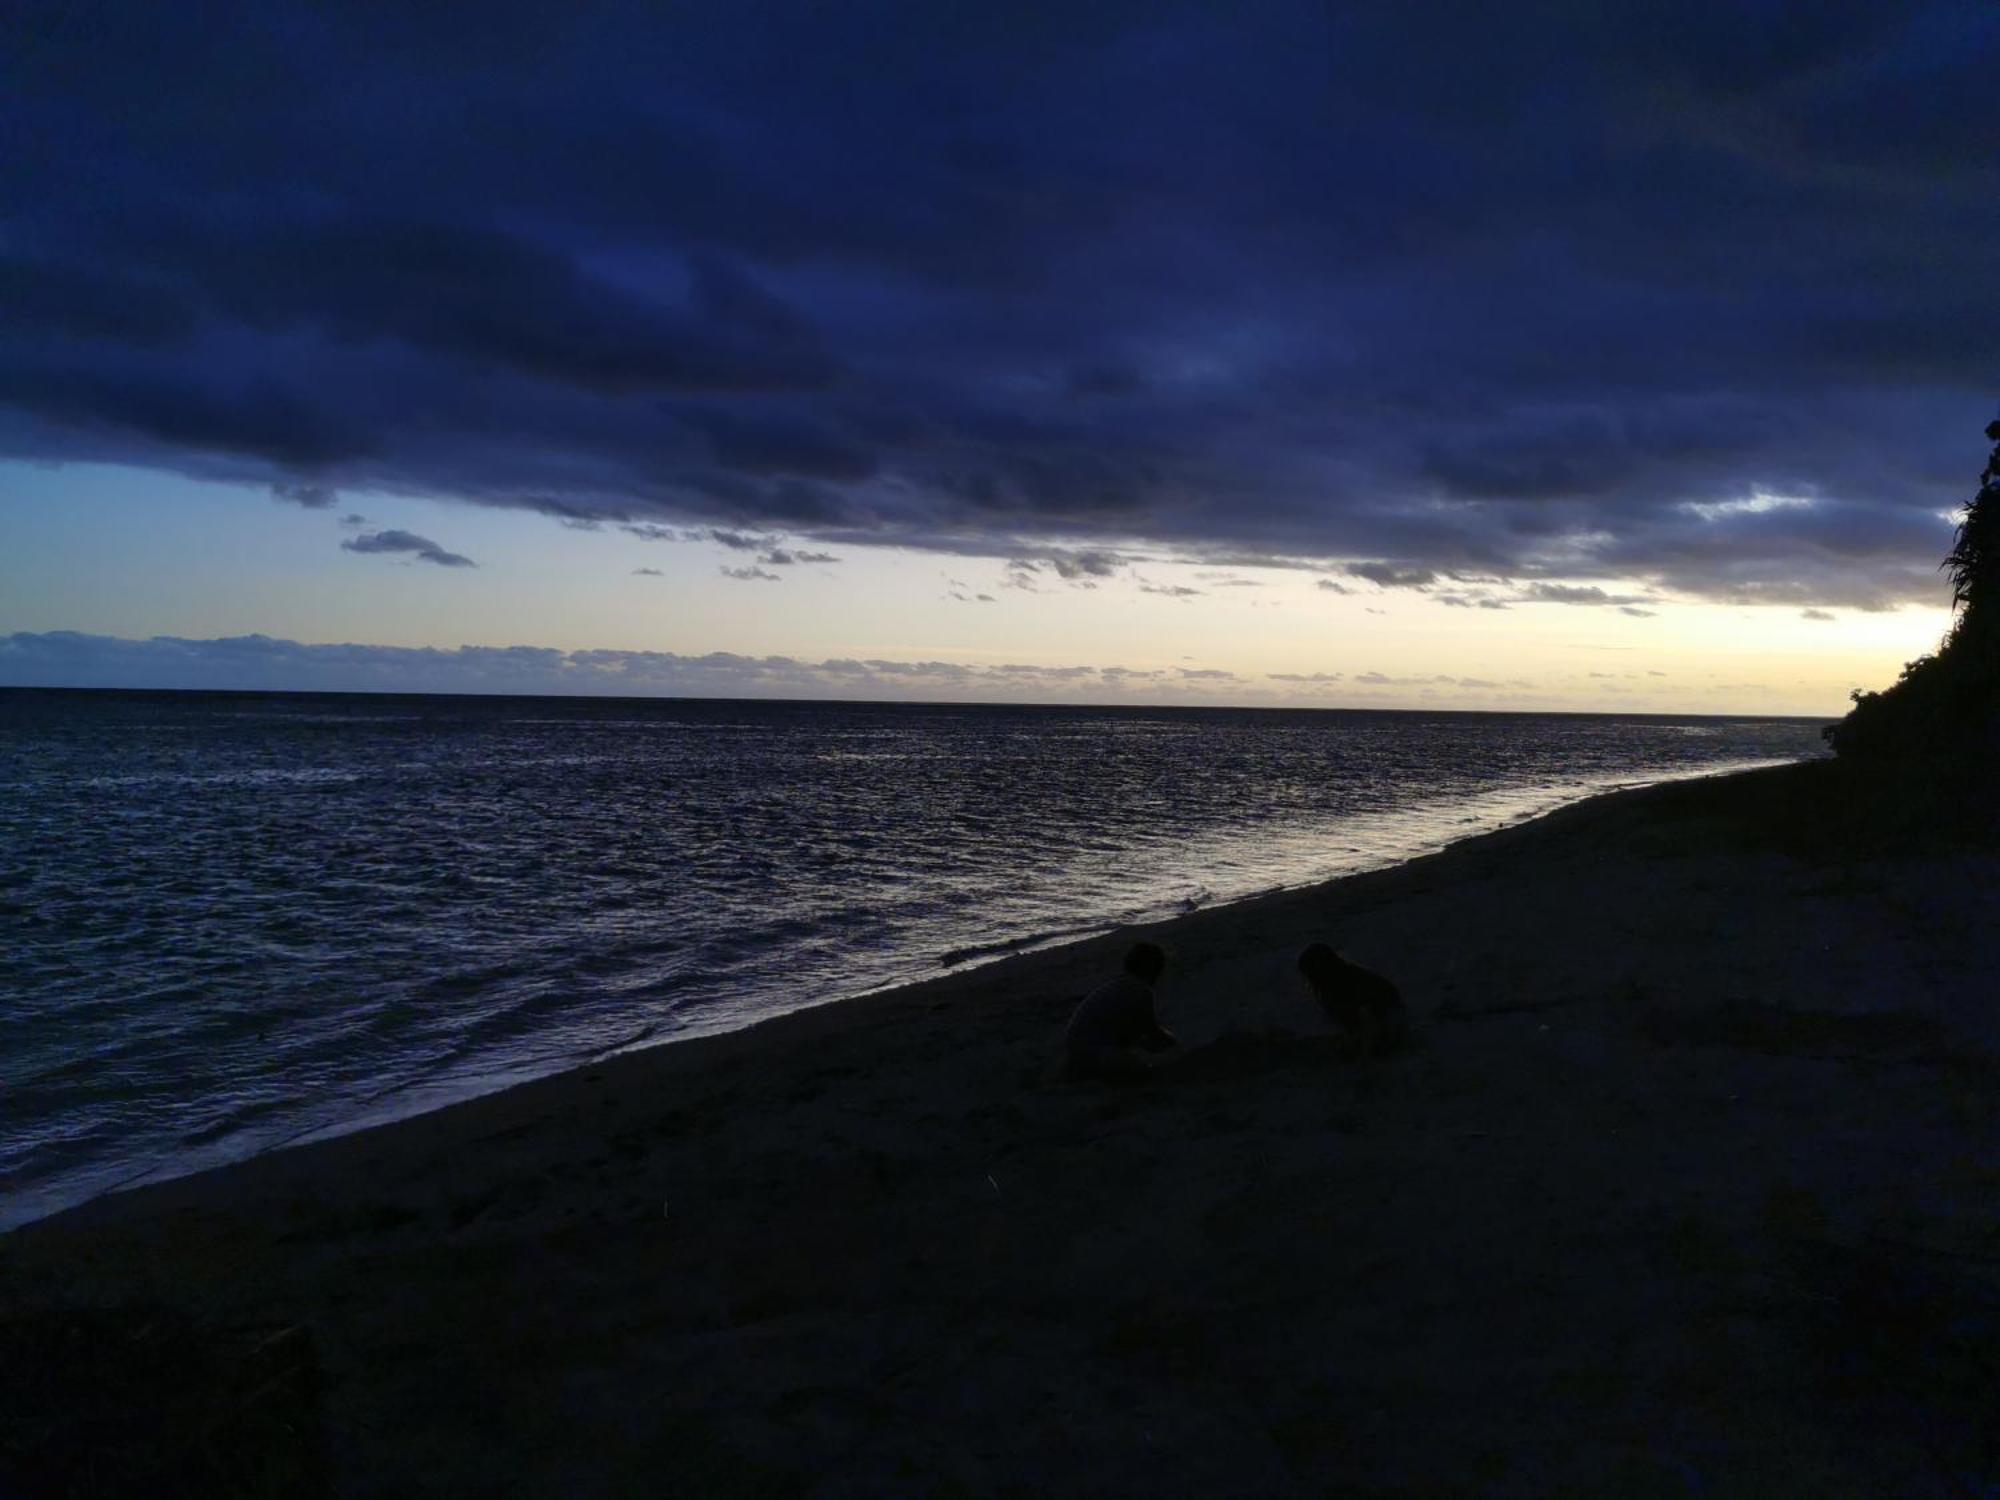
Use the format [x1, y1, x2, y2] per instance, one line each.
[0, 690, 1824, 1226]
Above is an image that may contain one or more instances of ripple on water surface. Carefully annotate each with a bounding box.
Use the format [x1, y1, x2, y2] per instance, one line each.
[0, 692, 1825, 1225]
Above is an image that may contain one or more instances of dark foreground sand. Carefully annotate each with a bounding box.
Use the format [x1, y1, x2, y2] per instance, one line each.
[4, 762, 1997, 1497]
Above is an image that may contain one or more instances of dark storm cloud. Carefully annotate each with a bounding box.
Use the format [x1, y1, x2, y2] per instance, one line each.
[150, 219, 839, 396]
[0, 255, 198, 346]
[4, 1, 1995, 607]
[0, 362, 371, 469]
[340, 530, 476, 567]
[675, 408, 877, 481]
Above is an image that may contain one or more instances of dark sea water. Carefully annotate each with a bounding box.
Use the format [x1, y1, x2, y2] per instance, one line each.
[0, 690, 1824, 1226]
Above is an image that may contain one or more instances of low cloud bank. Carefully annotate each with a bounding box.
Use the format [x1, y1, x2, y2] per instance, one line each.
[0, 631, 1255, 701]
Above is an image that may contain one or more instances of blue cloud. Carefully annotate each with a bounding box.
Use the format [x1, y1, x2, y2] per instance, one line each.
[340, 530, 476, 567]
[0, 1, 1993, 609]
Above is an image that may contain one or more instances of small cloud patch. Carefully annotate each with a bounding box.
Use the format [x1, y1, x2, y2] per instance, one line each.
[760, 547, 841, 565]
[271, 481, 335, 509]
[1346, 562, 1436, 590]
[944, 576, 997, 603]
[341, 529, 475, 567]
[1519, 583, 1655, 607]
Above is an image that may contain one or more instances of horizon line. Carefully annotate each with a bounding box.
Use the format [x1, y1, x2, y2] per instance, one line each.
[0, 682, 1834, 722]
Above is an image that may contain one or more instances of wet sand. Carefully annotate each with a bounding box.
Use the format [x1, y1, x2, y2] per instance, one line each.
[4, 761, 1997, 1497]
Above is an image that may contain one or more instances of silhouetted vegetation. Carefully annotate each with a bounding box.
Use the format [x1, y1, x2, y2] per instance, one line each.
[1826, 418, 2000, 762]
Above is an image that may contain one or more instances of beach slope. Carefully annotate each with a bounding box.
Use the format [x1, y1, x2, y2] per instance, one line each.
[4, 761, 1996, 1497]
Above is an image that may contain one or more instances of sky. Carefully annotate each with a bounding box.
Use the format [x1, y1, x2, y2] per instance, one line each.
[3, 1, 1996, 713]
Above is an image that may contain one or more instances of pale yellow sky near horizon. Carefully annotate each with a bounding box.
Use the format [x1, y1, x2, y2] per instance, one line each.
[1, 462, 1952, 715]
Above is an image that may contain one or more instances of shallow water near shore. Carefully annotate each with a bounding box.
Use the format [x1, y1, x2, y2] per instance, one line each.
[0, 690, 1823, 1226]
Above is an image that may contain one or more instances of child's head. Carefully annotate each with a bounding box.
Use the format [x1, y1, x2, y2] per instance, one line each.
[1296, 942, 1342, 993]
[1123, 941, 1168, 984]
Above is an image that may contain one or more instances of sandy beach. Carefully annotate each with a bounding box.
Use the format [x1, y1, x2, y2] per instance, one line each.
[4, 760, 1996, 1497]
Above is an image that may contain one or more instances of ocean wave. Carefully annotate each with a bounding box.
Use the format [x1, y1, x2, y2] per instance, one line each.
[0, 693, 1826, 1228]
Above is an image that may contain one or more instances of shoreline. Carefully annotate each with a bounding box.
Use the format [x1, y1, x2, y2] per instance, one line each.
[6, 755, 1994, 1495]
[8, 754, 1802, 1234]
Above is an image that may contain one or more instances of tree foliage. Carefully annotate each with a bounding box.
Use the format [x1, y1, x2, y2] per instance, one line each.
[1942, 419, 2000, 625]
[1825, 417, 2000, 760]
